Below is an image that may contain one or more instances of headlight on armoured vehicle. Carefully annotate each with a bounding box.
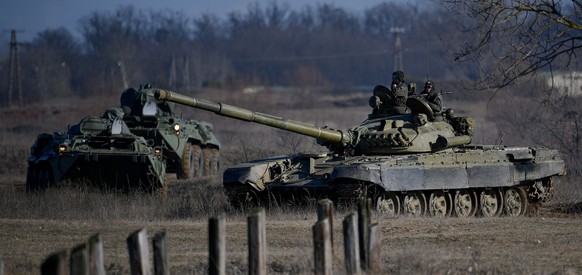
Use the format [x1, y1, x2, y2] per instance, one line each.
[173, 123, 181, 135]
[154, 146, 163, 158]
[58, 144, 68, 153]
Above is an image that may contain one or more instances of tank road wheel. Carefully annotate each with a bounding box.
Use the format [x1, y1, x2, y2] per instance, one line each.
[454, 190, 478, 218]
[429, 191, 453, 217]
[242, 189, 261, 209]
[178, 142, 203, 179]
[376, 192, 401, 216]
[504, 187, 528, 217]
[480, 189, 504, 217]
[402, 192, 427, 216]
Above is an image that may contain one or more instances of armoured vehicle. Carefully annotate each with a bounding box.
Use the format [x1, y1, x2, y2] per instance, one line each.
[27, 108, 167, 194]
[120, 84, 220, 179]
[155, 89, 566, 217]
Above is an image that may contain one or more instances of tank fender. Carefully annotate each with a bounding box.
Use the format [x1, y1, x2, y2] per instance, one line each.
[505, 147, 535, 161]
[223, 157, 296, 191]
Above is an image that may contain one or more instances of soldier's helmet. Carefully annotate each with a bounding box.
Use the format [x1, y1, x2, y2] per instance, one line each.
[424, 80, 434, 91]
[392, 71, 404, 83]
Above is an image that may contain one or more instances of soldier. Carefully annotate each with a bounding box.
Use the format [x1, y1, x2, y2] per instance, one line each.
[369, 70, 409, 115]
[419, 80, 443, 119]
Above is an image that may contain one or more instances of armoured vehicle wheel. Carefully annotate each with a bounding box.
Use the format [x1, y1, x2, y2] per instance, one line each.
[38, 166, 51, 190]
[376, 192, 401, 216]
[203, 147, 220, 176]
[504, 187, 528, 217]
[429, 192, 453, 217]
[403, 192, 427, 216]
[27, 163, 54, 192]
[26, 165, 39, 192]
[454, 190, 477, 217]
[178, 142, 203, 179]
[480, 189, 503, 217]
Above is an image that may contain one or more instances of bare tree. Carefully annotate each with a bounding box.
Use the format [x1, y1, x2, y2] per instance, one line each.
[443, 0, 582, 89]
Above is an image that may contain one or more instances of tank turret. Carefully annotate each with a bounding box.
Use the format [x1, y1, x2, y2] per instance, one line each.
[154, 89, 473, 156]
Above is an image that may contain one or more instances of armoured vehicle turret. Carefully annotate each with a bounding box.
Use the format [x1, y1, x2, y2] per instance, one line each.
[27, 108, 167, 194]
[120, 84, 221, 178]
[155, 89, 566, 217]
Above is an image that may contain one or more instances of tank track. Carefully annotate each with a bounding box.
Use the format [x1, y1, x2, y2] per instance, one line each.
[224, 178, 554, 217]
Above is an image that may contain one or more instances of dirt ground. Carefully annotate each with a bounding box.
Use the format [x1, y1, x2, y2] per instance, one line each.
[1, 197, 582, 274]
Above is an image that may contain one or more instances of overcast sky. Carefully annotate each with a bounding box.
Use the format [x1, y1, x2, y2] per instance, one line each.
[0, 0, 418, 42]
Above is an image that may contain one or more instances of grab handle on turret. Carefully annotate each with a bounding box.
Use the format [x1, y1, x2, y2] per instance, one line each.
[155, 89, 349, 145]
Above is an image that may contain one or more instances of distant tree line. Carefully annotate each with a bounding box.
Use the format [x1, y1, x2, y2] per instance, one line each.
[0, 1, 477, 105]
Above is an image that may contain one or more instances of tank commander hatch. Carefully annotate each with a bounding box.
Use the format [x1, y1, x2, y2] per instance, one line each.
[369, 70, 411, 116]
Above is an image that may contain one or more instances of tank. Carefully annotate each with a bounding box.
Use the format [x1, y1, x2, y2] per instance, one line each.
[120, 84, 221, 178]
[26, 107, 167, 194]
[155, 89, 567, 217]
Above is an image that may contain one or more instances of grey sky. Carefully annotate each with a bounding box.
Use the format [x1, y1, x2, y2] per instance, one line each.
[0, 0, 418, 42]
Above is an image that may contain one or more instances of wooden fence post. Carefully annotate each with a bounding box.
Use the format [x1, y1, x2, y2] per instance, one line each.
[41, 250, 67, 275]
[317, 199, 334, 252]
[209, 215, 226, 275]
[367, 223, 382, 272]
[313, 218, 332, 275]
[358, 199, 371, 269]
[127, 228, 151, 275]
[343, 212, 360, 275]
[88, 234, 105, 275]
[153, 231, 169, 275]
[248, 208, 267, 275]
[70, 243, 89, 275]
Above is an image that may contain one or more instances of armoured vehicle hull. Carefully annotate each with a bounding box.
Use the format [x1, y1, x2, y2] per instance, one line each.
[120, 85, 220, 179]
[223, 146, 564, 217]
[155, 90, 567, 217]
[27, 109, 167, 194]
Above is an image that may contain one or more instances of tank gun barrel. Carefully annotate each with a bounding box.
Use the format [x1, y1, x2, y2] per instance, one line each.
[155, 90, 347, 144]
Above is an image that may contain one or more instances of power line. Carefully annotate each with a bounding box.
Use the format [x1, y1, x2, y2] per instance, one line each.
[232, 49, 390, 62]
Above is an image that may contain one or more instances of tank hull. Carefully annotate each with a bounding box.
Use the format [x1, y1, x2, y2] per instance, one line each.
[223, 145, 565, 216]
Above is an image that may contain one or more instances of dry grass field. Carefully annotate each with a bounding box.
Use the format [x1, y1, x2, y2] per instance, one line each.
[1, 87, 581, 274]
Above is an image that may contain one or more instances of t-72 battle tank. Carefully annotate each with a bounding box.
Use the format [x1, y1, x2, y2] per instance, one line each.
[155, 89, 566, 217]
[120, 84, 221, 178]
[27, 108, 167, 194]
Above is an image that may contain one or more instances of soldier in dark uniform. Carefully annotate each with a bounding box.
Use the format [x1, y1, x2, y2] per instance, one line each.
[419, 80, 443, 120]
[369, 70, 409, 115]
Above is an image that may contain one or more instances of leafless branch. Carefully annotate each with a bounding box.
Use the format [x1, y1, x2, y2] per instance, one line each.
[443, 0, 582, 89]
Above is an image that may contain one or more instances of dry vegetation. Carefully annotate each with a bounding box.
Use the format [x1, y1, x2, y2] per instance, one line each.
[1, 87, 581, 274]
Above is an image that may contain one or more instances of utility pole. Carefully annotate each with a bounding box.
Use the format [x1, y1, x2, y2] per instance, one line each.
[390, 27, 405, 72]
[168, 55, 176, 88]
[182, 55, 190, 90]
[7, 29, 23, 107]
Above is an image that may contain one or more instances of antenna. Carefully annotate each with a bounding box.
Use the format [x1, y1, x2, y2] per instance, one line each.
[390, 27, 405, 72]
[425, 10, 430, 81]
